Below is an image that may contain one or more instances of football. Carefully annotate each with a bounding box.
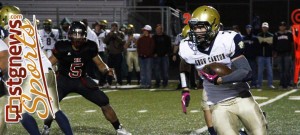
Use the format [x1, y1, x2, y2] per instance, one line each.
[202, 63, 232, 77]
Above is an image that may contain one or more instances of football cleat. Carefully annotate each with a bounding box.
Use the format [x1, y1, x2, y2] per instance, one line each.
[116, 125, 132, 135]
[41, 125, 50, 135]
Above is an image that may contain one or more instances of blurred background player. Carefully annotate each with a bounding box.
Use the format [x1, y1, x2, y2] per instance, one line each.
[177, 25, 217, 135]
[94, 20, 110, 87]
[39, 19, 59, 58]
[179, 5, 267, 134]
[44, 21, 131, 135]
[173, 25, 197, 90]
[58, 17, 72, 41]
[119, 24, 129, 84]
[0, 5, 73, 135]
[124, 24, 141, 85]
[81, 19, 100, 79]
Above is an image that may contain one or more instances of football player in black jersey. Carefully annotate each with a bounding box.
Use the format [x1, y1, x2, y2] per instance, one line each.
[43, 21, 131, 135]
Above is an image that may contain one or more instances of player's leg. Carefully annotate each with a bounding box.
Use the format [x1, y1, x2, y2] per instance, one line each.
[211, 99, 239, 135]
[77, 76, 131, 134]
[0, 96, 7, 134]
[201, 90, 217, 135]
[42, 70, 73, 135]
[237, 97, 267, 135]
[126, 52, 133, 84]
[42, 74, 73, 135]
[133, 51, 140, 84]
[19, 76, 41, 135]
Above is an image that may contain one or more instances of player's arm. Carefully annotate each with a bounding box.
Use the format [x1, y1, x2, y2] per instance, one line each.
[217, 35, 252, 84]
[92, 55, 114, 77]
[48, 55, 58, 65]
[217, 55, 252, 84]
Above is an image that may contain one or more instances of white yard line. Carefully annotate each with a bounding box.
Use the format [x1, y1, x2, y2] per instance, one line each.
[85, 110, 97, 113]
[191, 89, 298, 135]
[137, 110, 148, 113]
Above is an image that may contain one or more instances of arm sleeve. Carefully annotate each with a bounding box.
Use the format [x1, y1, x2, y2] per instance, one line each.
[52, 42, 64, 59]
[89, 41, 99, 58]
[221, 56, 252, 84]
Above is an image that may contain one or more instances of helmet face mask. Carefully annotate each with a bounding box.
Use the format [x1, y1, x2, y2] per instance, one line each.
[68, 21, 87, 48]
[188, 6, 220, 50]
[188, 18, 213, 49]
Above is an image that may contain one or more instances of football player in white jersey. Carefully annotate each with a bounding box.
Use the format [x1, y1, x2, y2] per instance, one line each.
[179, 6, 267, 135]
[124, 24, 141, 85]
[39, 19, 59, 58]
[0, 39, 8, 135]
[0, 6, 73, 135]
[94, 20, 110, 87]
[58, 17, 72, 41]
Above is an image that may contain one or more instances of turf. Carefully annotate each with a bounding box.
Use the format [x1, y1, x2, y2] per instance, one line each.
[5, 84, 300, 135]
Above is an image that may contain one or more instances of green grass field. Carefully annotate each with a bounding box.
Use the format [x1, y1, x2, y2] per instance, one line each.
[5, 83, 300, 135]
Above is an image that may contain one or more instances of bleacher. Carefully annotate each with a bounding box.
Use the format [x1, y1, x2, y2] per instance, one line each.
[2, 0, 128, 27]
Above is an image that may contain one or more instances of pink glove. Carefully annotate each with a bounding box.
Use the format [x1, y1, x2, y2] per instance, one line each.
[199, 70, 219, 85]
[181, 91, 190, 114]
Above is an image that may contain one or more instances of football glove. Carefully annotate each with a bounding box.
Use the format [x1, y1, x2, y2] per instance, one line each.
[199, 70, 219, 85]
[181, 90, 190, 114]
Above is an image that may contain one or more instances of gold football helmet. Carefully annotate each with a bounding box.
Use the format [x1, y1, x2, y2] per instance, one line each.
[0, 5, 21, 27]
[43, 19, 52, 31]
[127, 24, 134, 30]
[99, 20, 108, 26]
[181, 25, 190, 38]
[43, 19, 52, 25]
[126, 24, 135, 35]
[188, 5, 220, 48]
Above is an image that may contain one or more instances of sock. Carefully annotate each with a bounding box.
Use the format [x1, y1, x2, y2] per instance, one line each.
[127, 72, 132, 84]
[44, 115, 54, 128]
[111, 119, 121, 130]
[55, 110, 73, 135]
[20, 113, 41, 135]
[208, 126, 217, 135]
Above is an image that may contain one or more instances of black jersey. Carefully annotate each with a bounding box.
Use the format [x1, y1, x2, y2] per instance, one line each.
[52, 40, 98, 78]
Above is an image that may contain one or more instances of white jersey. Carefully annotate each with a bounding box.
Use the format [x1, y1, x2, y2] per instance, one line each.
[0, 39, 8, 51]
[87, 26, 100, 52]
[97, 29, 110, 52]
[21, 19, 52, 73]
[179, 31, 246, 104]
[38, 29, 59, 50]
[179, 31, 244, 70]
[125, 33, 140, 51]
